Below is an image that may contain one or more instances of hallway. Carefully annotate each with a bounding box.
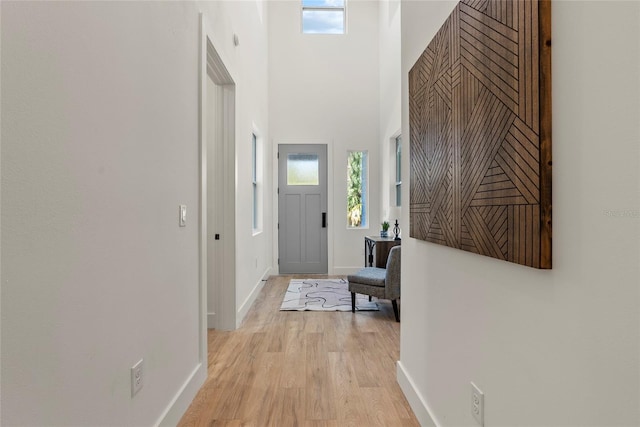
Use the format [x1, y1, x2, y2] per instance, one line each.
[178, 275, 419, 426]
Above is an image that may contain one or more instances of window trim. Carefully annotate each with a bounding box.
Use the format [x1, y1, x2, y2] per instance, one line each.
[301, 0, 347, 35]
[395, 135, 402, 207]
[252, 132, 261, 234]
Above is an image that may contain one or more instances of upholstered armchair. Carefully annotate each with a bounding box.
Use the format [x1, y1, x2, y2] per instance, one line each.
[347, 246, 401, 322]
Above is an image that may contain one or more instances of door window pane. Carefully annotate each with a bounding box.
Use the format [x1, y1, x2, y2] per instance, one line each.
[287, 154, 319, 185]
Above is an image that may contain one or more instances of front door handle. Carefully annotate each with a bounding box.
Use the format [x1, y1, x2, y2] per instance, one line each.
[322, 212, 327, 228]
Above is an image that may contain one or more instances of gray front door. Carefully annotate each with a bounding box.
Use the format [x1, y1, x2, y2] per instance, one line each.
[278, 144, 328, 274]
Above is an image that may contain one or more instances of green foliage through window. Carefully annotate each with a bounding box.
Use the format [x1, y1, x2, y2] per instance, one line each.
[347, 151, 367, 227]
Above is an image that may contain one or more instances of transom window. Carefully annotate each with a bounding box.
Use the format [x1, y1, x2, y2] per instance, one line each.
[302, 0, 346, 34]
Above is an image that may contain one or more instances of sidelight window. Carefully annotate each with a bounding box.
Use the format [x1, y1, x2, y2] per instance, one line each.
[347, 150, 368, 228]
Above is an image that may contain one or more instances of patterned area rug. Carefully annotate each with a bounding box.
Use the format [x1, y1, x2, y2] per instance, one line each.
[280, 278, 378, 312]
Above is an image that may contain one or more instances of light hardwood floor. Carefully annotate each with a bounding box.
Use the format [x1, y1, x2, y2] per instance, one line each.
[178, 275, 419, 427]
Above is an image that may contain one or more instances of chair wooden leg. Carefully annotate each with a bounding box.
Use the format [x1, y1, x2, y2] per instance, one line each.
[351, 292, 356, 312]
[392, 299, 399, 322]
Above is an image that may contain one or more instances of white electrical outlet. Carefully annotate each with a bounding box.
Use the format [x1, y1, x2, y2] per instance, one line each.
[471, 382, 484, 426]
[131, 359, 144, 397]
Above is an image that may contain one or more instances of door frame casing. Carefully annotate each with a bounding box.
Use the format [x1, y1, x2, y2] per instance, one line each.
[273, 140, 334, 274]
[199, 13, 237, 334]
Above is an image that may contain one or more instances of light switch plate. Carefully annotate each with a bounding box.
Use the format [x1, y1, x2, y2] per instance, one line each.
[179, 205, 187, 227]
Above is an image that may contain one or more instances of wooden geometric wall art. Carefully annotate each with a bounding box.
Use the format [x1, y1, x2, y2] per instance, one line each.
[409, 0, 552, 268]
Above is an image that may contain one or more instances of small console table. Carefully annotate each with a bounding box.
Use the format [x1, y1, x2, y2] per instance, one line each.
[364, 236, 401, 268]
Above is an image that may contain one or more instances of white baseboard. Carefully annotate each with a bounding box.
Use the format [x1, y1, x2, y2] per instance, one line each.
[332, 266, 363, 275]
[397, 360, 439, 427]
[155, 362, 206, 427]
[236, 268, 271, 327]
[263, 267, 276, 279]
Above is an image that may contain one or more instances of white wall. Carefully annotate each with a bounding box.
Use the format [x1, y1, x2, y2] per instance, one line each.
[269, 0, 380, 274]
[378, 0, 402, 226]
[399, 1, 640, 426]
[0, 1, 270, 425]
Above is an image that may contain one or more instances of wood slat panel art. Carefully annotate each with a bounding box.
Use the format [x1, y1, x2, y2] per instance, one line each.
[409, 0, 552, 268]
